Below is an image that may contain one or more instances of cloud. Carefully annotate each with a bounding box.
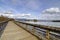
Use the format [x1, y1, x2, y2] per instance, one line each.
[1, 12, 32, 18]
[43, 8, 60, 13]
[0, 0, 40, 19]
[13, 13, 37, 19]
[0, 6, 37, 19]
[15, 13, 31, 17]
[40, 8, 60, 20]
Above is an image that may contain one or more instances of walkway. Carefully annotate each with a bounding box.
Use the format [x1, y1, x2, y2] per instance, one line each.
[0, 21, 39, 40]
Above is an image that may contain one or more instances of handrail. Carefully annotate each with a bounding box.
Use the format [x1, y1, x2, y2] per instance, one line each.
[0, 19, 10, 35]
[17, 21, 60, 33]
[15, 21, 60, 40]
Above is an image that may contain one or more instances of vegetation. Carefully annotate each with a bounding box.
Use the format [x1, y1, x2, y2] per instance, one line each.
[0, 16, 8, 22]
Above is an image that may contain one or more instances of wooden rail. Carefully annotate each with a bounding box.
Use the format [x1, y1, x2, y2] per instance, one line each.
[14, 21, 60, 40]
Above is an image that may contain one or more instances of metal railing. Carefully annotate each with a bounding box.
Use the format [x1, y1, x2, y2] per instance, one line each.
[14, 21, 60, 40]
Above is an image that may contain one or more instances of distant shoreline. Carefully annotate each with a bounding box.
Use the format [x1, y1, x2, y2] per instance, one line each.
[15, 19, 60, 22]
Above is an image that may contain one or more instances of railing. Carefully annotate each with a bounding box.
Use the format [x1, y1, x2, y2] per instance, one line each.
[0, 20, 9, 33]
[14, 21, 60, 40]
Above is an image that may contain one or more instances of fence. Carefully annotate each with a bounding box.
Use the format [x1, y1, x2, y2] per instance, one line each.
[14, 21, 60, 40]
[0, 20, 9, 38]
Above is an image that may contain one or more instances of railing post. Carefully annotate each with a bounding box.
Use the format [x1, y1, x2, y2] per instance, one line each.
[26, 24, 28, 29]
[32, 27, 35, 33]
[46, 30, 50, 40]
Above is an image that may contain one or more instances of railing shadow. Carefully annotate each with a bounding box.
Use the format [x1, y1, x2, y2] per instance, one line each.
[0, 22, 8, 38]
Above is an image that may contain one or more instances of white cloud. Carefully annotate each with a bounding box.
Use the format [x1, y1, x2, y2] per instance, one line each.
[0, 11, 36, 19]
[1, 12, 31, 18]
[15, 13, 31, 18]
[14, 13, 37, 19]
[43, 8, 60, 13]
[40, 8, 60, 20]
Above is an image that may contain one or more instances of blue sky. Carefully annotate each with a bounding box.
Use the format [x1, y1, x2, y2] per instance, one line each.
[0, 0, 60, 19]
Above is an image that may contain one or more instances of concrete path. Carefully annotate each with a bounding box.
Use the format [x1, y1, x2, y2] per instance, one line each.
[0, 21, 38, 40]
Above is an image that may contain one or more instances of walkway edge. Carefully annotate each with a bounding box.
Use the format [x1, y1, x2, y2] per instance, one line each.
[13, 21, 41, 40]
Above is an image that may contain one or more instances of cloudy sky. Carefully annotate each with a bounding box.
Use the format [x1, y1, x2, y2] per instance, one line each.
[0, 0, 60, 19]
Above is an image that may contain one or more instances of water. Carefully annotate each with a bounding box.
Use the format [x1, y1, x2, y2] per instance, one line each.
[22, 21, 60, 28]
[15, 20, 60, 27]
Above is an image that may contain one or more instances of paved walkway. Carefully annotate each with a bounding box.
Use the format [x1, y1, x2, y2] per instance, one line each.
[0, 21, 38, 40]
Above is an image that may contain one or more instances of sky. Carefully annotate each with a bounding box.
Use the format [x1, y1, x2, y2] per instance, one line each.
[0, 0, 60, 19]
